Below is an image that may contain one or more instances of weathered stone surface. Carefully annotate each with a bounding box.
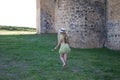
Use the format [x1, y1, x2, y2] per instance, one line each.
[36, 0, 55, 33]
[36, 0, 41, 33]
[54, 0, 70, 32]
[55, 0, 106, 48]
[36, 0, 120, 50]
[105, 0, 120, 50]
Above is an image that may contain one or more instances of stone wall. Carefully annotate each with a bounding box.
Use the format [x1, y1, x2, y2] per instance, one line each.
[54, 0, 70, 31]
[36, 0, 120, 50]
[105, 0, 120, 50]
[36, 0, 55, 33]
[36, 0, 41, 33]
[55, 0, 106, 48]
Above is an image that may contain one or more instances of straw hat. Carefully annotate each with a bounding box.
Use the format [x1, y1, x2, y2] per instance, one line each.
[59, 28, 66, 32]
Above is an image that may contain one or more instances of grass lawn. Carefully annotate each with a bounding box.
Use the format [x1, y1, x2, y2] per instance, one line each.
[0, 30, 36, 35]
[0, 33, 120, 80]
[0, 26, 36, 35]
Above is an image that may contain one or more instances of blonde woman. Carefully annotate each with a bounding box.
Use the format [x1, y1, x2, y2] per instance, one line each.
[54, 28, 70, 67]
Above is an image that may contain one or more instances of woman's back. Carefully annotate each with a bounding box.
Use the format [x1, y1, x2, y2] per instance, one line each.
[59, 34, 69, 44]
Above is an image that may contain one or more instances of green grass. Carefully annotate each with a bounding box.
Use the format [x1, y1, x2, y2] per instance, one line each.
[0, 25, 36, 31]
[0, 33, 120, 80]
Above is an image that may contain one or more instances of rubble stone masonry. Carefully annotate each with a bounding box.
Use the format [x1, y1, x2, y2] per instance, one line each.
[105, 0, 120, 50]
[37, 0, 55, 33]
[36, 0, 120, 50]
[55, 0, 106, 48]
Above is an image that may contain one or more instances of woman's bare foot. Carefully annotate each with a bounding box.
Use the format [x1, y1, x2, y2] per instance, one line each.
[63, 63, 66, 67]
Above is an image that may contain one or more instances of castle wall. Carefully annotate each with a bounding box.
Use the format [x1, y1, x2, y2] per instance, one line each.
[105, 0, 120, 50]
[55, 0, 106, 48]
[36, 0, 120, 50]
[36, 0, 41, 33]
[54, 0, 70, 31]
[36, 0, 55, 33]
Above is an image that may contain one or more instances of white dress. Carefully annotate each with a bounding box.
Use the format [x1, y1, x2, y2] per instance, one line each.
[59, 35, 71, 54]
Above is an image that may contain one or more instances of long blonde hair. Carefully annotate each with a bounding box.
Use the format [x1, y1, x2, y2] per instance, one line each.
[64, 33, 69, 44]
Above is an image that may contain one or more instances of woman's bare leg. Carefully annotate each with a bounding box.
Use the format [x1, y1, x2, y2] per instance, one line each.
[60, 53, 66, 67]
[63, 53, 67, 66]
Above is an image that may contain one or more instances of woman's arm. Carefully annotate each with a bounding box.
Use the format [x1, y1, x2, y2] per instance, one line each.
[54, 39, 62, 50]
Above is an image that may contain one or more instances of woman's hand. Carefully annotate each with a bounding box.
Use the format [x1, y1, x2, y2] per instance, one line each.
[51, 48, 56, 51]
[54, 47, 57, 51]
[51, 49, 54, 51]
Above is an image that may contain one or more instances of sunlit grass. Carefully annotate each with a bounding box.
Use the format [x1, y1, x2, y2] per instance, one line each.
[0, 30, 36, 35]
[0, 25, 36, 31]
[0, 26, 36, 35]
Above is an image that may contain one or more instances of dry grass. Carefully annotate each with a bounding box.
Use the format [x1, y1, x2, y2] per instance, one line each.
[0, 30, 36, 35]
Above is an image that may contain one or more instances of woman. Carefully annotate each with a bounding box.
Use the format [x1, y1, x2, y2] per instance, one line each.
[54, 28, 70, 67]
